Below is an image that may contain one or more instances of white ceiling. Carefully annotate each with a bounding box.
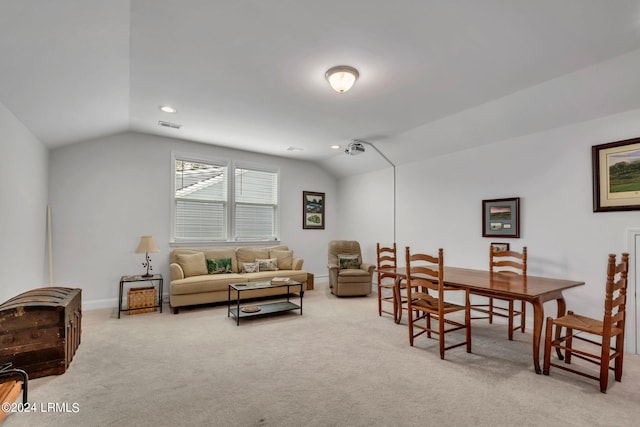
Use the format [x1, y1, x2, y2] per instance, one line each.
[2, 0, 640, 177]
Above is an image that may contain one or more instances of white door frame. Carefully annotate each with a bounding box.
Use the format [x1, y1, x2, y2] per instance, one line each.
[626, 228, 639, 354]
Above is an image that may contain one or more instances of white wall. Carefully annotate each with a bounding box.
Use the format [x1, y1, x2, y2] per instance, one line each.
[0, 102, 49, 302]
[48, 131, 337, 309]
[338, 108, 640, 353]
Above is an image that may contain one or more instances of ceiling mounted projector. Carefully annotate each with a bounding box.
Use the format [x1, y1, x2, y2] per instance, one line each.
[345, 141, 365, 155]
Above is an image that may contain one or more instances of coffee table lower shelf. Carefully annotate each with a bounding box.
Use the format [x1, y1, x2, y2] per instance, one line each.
[229, 301, 301, 325]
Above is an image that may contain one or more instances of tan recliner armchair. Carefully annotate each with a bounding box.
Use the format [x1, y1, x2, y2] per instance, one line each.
[327, 240, 375, 296]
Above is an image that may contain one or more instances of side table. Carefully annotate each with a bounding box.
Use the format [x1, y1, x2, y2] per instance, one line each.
[118, 274, 163, 318]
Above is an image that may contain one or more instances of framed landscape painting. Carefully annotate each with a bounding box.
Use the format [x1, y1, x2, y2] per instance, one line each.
[592, 137, 640, 212]
[482, 197, 520, 238]
[303, 191, 325, 229]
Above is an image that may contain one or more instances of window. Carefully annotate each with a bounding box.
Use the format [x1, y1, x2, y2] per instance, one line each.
[235, 167, 278, 241]
[173, 155, 278, 242]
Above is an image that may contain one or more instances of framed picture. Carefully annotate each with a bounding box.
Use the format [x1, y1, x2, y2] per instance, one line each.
[491, 242, 510, 253]
[303, 191, 325, 229]
[592, 137, 640, 212]
[482, 197, 520, 238]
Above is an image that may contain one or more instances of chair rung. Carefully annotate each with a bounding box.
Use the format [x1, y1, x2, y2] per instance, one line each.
[551, 341, 621, 363]
[470, 306, 522, 318]
[444, 340, 469, 351]
[548, 362, 600, 382]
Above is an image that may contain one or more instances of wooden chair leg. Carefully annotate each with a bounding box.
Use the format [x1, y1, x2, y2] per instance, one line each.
[465, 295, 472, 353]
[488, 297, 494, 324]
[565, 328, 573, 364]
[615, 334, 624, 382]
[439, 313, 445, 359]
[408, 311, 415, 346]
[520, 301, 526, 333]
[543, 317, 553, 375]
[426, 313, 432, 338]
[508, 300, 514, 341]
[600, 336, 611, 393]
[377, 284, 382, 316]
[392, 292, 398, 322]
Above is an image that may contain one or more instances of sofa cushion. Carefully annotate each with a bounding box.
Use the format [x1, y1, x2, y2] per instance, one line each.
[338, 254, 360, 270]
[264, 245, 289, 252]
[270, 249, 293, 270]
[171, 274, 246, 295]
[337, 268, 371, 283]
[207, 258, 233, 274]
[237, 247, 269, 271]
[176, 252, 207, 277]
[256, 258, 278, 271]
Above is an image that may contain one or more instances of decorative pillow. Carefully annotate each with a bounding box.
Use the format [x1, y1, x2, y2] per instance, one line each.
[207, 258, 233, 274]
[256, 258, 278, 271]
[237, 247, 269, 271]
[270, 249, 293, 270]
[176, 252, 207, 278]
[242, 262, 259, 273]
[338, 254, 360, 270]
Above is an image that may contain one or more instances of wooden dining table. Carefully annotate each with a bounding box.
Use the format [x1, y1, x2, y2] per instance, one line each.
[380, 266, 585, 374]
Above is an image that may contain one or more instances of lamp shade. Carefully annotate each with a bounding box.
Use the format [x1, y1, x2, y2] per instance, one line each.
[325, 65, 359, 93]
[135, 236, 160, 253]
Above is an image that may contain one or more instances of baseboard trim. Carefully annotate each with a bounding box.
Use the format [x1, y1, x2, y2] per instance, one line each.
[84, 294, 170, 311]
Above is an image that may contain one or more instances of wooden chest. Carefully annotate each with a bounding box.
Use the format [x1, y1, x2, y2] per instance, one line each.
[0, 287, 82, 379]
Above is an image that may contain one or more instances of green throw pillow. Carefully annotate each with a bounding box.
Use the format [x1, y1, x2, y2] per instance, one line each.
[338, 254, 360, 270]
[207, 258, 233, 274]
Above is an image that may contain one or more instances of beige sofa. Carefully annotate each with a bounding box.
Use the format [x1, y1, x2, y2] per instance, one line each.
[169, 245, 307, 314]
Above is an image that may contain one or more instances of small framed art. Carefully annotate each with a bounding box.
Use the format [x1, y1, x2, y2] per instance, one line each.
[482, 197, 520, 238]
[592, 137, 640, 212]
[303, 191, 325, 229]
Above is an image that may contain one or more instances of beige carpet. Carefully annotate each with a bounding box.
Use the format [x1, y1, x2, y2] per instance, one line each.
[4, 282, 640, 427]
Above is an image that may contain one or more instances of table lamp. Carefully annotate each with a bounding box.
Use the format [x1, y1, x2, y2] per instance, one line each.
[135, 236, 160, 277]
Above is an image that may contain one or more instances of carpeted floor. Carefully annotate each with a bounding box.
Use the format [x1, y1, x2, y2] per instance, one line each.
[4, 282, 640, 426]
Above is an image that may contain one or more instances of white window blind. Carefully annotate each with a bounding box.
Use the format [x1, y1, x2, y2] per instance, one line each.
[173, 156, 279, 242]
[174, 160, 228, 241]
[235, 167, 278, 241]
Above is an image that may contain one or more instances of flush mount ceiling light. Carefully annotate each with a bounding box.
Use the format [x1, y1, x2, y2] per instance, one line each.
[159, 105, 177, 113]
[325, 65, 359, 93]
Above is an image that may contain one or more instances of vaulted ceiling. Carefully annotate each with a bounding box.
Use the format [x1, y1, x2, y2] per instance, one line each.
[2, 1, 640, 176]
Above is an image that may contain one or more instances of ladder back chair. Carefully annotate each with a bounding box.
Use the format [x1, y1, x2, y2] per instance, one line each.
[405, 247, 471, 359]
[471, 246, 527, 340]
[543, 253, 629, 393]
[376, 243, 403, 320]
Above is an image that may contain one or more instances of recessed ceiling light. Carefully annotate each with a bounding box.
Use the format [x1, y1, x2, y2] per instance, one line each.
[331, 145, 341, 149]
[159, 105, 177, 113]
